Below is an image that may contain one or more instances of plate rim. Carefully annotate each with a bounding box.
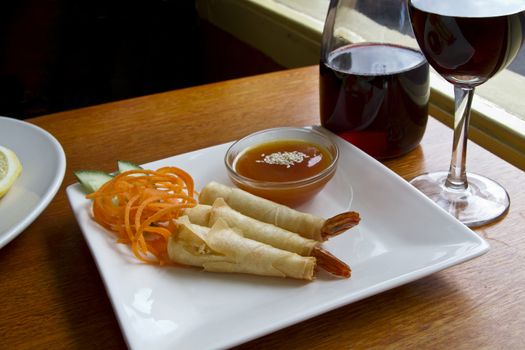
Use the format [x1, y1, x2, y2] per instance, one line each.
[0, 116, 67, 249]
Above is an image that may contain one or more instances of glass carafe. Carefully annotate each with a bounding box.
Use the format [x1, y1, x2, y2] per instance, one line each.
[320, 0, 430, 159]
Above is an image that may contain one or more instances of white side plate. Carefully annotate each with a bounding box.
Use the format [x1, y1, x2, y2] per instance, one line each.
[0, 116, 66, 249]
[66, 127, 488, 350]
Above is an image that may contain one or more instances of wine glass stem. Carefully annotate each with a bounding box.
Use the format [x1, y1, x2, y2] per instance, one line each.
[445, 86, 475, 191]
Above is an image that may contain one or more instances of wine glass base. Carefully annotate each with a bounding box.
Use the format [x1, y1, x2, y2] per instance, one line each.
[410, 171, 510, 227]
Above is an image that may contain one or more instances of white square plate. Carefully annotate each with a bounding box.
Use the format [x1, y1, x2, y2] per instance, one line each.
[66, 127, 489, 350]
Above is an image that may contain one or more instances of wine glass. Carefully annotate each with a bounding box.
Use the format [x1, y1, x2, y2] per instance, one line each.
[407, 0, 525, 227]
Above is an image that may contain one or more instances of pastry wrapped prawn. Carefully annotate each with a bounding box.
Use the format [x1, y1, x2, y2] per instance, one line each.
[168, 216, 316, 280]
[184, 199, 351, 278]
[185, 200, 316, 255]
[199, 181, 360, 241]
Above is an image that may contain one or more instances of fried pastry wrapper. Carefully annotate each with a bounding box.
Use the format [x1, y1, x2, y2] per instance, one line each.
[184, 200, 317, 256]
[168, 216, 316, 280]
[183, 204, 211, 226]
[199, 181, 325, 241]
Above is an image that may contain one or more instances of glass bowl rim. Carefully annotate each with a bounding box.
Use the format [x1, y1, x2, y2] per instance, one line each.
[224, 126, 339, 189]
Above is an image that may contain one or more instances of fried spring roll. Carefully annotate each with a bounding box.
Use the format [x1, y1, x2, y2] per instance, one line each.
[184, 202, 351, 277]
[199, 181, 325, 240]
[209, 198, 317, 256]
[184, 201, 318, 255]
[168, 216, 316, 280]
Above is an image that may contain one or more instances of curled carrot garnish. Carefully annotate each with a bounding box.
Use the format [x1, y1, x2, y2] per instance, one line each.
[86, 167, 197, 265]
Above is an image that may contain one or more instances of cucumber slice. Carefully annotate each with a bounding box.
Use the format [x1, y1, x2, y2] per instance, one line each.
[74, 170, 113, 193]
[117, 160, 142, 173]
[75, 161, 142, 193]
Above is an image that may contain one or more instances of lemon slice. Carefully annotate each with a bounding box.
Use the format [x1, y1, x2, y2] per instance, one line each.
[0, 145, 23, 198]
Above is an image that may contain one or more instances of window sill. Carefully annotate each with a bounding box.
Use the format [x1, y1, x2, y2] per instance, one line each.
[196, 0, 525, 170]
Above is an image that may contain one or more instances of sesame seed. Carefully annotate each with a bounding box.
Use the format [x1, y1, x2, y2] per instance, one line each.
[256, 151, 309, 168]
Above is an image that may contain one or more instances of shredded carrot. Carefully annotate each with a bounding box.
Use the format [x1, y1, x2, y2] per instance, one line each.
[86, 167, 197, 265]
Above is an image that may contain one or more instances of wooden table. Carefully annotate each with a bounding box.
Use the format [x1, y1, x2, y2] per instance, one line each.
[1, 66, 524, 349]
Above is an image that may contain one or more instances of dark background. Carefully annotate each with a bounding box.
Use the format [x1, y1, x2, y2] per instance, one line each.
[0, 0, 283, 119]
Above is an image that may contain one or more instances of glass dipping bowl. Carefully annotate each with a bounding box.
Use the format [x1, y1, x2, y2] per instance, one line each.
[225, 127, 339, 206]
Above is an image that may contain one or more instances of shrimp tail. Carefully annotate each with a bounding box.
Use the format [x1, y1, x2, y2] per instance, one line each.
[321, 211, 360, 240]
[312, 246, 351, 278]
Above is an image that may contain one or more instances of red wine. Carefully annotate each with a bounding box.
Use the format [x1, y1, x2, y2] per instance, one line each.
[320, 43, 429, 159]
[409, 0, 525, 87]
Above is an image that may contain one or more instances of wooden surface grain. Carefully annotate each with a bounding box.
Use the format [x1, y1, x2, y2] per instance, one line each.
[0, 66, 524, 349]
